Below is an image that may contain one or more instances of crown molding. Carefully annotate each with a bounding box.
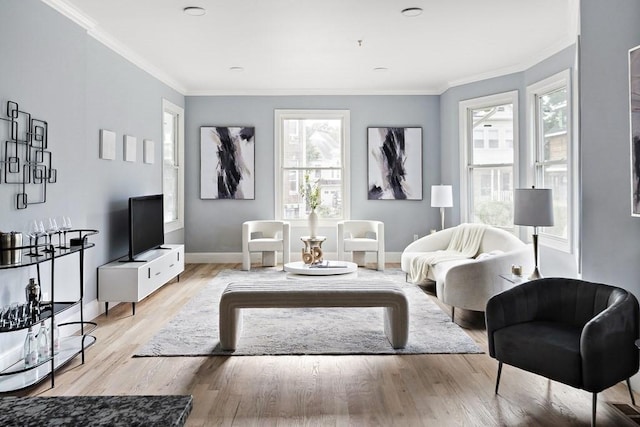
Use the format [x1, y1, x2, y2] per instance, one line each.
[41, 0, 187, 95]
[445, 36, 576, 91]
[184, 87, 443, 97]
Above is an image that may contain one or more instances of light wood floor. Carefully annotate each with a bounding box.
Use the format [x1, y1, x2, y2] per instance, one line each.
[24, 263, 640, 426]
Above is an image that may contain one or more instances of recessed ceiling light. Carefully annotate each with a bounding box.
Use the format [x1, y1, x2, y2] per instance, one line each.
[373, 67, 389, 72]
[183, 7, 206, 16]
[229, 66, 244, 72]
[401, 7, 423, 17]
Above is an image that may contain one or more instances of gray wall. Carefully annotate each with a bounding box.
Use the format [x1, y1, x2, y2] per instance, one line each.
[185, 95, 441, 254]
[0, 0, 184, 355]
[580, 0, 640, 292]
[439, 45, 577, 277]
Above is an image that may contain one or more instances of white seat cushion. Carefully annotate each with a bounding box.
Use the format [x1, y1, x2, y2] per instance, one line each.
[344, 238, 379, 252]
[248, 238, 282, 252]
[432, 258, 476, 284]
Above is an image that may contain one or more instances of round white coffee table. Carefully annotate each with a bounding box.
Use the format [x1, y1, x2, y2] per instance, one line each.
[284, 261, 358, 278]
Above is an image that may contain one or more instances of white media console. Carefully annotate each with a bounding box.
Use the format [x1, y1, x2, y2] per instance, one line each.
[98, 244, 184, 315]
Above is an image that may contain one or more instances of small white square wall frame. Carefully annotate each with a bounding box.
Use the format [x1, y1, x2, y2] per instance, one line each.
[143, 139, 154, 164]
[99, 129, 116, 160]
[124, 135, 137, 162]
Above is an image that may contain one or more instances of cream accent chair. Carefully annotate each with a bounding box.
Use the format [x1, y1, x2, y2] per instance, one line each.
[401, 224, 533, 322]
[242, 220, 290, 271]
[337, 220, 385, 271]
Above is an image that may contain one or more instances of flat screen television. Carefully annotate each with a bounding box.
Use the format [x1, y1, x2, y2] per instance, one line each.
[128, 194, 164, 261]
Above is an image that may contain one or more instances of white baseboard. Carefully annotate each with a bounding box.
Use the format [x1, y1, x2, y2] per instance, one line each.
[186, 251, 402, 264]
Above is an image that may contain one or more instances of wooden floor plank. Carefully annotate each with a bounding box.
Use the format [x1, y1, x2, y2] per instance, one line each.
[18, 263, 639, 426]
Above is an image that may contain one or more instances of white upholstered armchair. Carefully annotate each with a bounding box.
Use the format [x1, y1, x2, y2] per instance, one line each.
[337, 220, 385, 271]
[242, 220, 290, 271]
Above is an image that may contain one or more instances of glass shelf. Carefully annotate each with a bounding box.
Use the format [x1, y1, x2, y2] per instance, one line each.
[0, 228, 98, 392]
[0, 302, 80, 333]
[0, 335, 96, 392]
[0, 229, 97, 270]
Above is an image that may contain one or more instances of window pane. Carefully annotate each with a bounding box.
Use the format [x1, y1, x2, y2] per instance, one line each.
[540, 87, 568, 162]
[473, 130, 484, 148]
[163, 111, 179, 223]
[537, 85, 569, 241]
[282, 119, 342, 168]
[469, 166, 513, 227]
[542, 164, 568, 239]
[471, 104, 513, 165]
[281, 169, 342, 220]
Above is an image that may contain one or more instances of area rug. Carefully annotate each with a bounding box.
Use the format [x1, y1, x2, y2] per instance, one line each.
[0, 395, 192, 426]
[134, 268, 483, 356]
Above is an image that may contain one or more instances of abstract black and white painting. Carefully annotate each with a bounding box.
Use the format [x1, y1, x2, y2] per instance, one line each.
[367, 127, 422, 200]
[630, 45, 640, 216]
[201, 126, 255, 200]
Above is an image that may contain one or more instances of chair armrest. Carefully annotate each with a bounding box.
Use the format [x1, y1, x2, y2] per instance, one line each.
[485, 279, 543, 357]
[441, 246, 533, 312]
[581, 291, 640, 392]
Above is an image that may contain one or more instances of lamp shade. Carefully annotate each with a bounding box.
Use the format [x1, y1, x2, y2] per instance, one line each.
[514, 188, 554, 226]
[431, 185, 453, 208]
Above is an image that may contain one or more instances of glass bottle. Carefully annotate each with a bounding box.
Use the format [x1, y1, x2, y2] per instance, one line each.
[52, 318, 60, 354]
[37, 320, 49, 361]
[23, 327, 37, 367]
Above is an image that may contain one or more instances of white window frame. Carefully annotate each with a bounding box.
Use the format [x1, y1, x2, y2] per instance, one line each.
[459, 90, 520, 229]
[274, 109, 351, 227]
[162, 99, 185, 233]
[526, 69, 574, 253]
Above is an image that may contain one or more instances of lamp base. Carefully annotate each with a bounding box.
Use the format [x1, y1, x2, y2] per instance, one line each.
[528, 267, 542, 281]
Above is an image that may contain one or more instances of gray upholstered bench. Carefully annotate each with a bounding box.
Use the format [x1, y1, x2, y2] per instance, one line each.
[219, 280, 409, 350]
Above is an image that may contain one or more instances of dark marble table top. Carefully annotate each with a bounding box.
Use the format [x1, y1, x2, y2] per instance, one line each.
[0, 394, 193, 426]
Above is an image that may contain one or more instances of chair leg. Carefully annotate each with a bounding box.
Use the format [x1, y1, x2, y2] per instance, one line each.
[495, 361, 502, 394]
[451, 306, 455, 323]
[592, 393, 597, 427]
[628, 378, 636, 406]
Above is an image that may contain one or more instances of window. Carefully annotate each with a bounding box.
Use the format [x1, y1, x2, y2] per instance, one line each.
[459, 91, 518, 229]
[488, 129, 500, 148]
[162, 99, 184, 233]
[527, 70, 573, 252]
[275, 110, 350, 224]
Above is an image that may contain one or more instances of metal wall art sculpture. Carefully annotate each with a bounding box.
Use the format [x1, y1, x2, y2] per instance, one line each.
[0, 101, 56, 209]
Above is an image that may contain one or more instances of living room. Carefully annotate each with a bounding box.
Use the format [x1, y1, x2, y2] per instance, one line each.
[1, 0, 639, 425]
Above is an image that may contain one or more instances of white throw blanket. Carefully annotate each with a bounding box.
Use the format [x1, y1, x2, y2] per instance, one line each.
[408, 223, 488, 284]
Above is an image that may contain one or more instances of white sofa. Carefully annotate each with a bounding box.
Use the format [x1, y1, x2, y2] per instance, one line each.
[401, 224, 533, 320]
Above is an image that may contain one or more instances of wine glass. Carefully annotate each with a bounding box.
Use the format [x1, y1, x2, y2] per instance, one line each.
[46, 218, 60, 249]
[58, 216, 71, 249]
[26, 220, 42, 257]
[40, 220, 53, 253]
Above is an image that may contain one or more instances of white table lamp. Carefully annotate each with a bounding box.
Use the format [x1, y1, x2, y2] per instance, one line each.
[431, 185, 453, 230]
[514, 187, 554, 280]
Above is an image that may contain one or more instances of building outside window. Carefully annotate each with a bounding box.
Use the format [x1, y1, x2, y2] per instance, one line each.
[527, 70, 573, 252]
[459, 91, 518, 230]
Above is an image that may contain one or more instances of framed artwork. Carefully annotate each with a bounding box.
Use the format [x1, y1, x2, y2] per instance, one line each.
[143, 139, 154, 164]
[99, 129, 116, 160]
[123, 135, 136, 162]
[200, 126, 255, 200]
[630, 45, 640, 216]
[367, 127, 423, 200]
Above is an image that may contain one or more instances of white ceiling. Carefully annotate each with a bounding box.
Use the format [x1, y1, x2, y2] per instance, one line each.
[45, 0, 578, 96]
